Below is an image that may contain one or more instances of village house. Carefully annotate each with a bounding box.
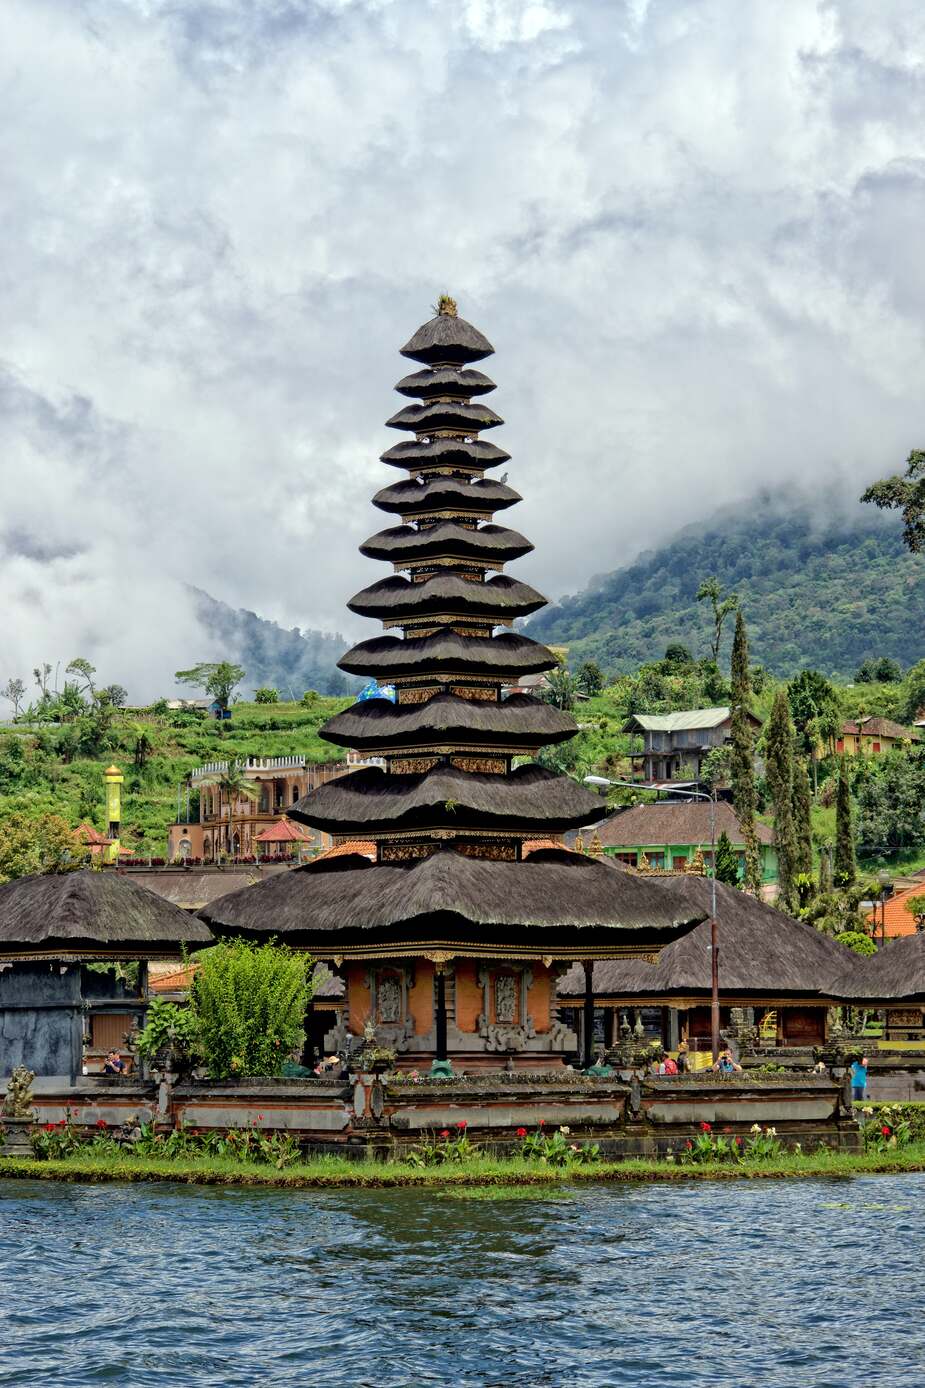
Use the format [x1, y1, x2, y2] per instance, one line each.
[624, 706, 761, 785]
[584, 800, 777, 883]
[836, 715, 917, 756]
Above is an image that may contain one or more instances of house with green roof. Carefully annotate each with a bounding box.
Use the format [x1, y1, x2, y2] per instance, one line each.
[584, 801, 778, 883]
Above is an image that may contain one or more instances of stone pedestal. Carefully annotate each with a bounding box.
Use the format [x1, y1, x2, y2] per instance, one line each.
[1, 1115, 35, 1157]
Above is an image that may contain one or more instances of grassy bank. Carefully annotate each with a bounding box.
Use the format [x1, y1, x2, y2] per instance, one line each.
[4, 1145, 925, 1191]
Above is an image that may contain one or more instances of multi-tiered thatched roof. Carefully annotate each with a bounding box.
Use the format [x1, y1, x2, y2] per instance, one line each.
[203, 303, 704, 959]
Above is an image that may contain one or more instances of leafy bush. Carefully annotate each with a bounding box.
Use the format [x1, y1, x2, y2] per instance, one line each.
[134, 998, 199, 1066]
[30, 1109, 84, 1160]
[857, 1103, 925, 1152]
[407, 1122, 478, 1166]
[517, 1123, 600, 1167]
[192, 939, 313, 1078]
[838, 930, 877, 956]
[254, 687, 279, 704]
[675, 1121, 783, 1164]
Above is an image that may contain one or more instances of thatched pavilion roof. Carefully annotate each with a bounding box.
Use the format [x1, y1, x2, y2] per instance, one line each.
[557, 875, 858, 1004]
[199, 847, 707, 961]
[829, 931, 925, 1004]
[400, 312, 494, 365]
[373, 476, 521, 517]
[0, 869, 214, 962]
[359, 521, 533, 567]
[289, 763, 607, 837]
[395, 366, 496, 399]
[379, 437, 510, 472]
[320, 692, 575, 754]
[386, 401, 504, 434]
[338, 631, 557, 681]
[347, 572, 547, 623]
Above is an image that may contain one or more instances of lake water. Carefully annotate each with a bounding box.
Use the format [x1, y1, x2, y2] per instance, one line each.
[0, 1173, 921, 1386]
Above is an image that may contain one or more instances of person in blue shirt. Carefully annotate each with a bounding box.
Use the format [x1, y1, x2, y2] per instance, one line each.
[849, 1055, 869, 1105]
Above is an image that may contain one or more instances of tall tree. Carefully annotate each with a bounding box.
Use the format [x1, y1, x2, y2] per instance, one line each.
[174, 661, 246, 713]
[696, 577, 739, 662]
[765, 689, 798, 911]
[791, 755, 814, 879]
[1, 678, 25, 717]
[714, 830, 740, 887]
[729, 611, 762, 895]
[834, 755, 857, 887]
[861, 448, 925, 552]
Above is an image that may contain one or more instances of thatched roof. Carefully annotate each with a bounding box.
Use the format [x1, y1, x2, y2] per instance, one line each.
[380, 437, 510, 472]
[386, 401, 503, 434]
[338, 631, 558, 681]
[359, 522, 532, 565]
[289, 763, 607, 836]
[829, 931, 925, 1003]
[595, 802, 775, 849]
[557, 875, 855, 1001]
[395, 366, 496, 400]
[0, 869, 214, 961]
[320, 692, 575, 753]
[200, 847, 707, 959]
[347, 572, 547, 622]
[373, 476, 521, 516]
[400, 313, 494, 365]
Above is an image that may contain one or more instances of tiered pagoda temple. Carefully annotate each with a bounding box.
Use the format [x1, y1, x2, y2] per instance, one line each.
[202, 300, 705, 1068]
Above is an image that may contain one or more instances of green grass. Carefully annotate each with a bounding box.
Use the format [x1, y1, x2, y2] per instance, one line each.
[4, 1143, 925, 1190]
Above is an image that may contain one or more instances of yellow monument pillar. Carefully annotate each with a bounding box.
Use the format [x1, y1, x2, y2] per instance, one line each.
[103, 764, 124, 865]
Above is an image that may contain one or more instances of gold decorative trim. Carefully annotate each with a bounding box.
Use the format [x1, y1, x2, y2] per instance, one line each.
[304, 941, 674, 963]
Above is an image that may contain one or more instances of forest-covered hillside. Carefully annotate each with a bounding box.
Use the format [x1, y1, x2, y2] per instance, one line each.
[528, 505, 925, 679]
[191, 588, 355, 697]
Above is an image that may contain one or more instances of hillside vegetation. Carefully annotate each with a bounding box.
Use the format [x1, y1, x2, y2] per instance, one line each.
[528, 505, 925, 679]
[0, 696, 351, 856]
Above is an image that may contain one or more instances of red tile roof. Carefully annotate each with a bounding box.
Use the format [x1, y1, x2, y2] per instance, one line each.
[255, 817, 312, 843]
[867, 883, 925, 939]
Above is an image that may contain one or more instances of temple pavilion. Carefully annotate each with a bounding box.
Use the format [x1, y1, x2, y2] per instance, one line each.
[202, 301, 706, 1069]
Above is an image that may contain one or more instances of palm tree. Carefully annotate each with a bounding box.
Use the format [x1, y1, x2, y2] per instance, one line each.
[209, 762, 259, 859]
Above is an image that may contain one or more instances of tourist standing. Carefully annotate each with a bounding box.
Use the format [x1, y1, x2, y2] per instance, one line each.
[849, 1055, 869, 1108]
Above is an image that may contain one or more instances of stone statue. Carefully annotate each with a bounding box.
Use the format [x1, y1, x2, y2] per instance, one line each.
[3, 1066, 35, 1119]
[495, 974, 517, 1024]
[378, 975, 401, 1025]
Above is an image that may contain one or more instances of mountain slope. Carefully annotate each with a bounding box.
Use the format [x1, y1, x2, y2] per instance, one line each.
[190, 588, 354, 696]
[528, 504, 925, 679]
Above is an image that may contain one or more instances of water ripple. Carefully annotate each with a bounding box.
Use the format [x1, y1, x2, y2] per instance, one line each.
[1, 1174, 923, 1386]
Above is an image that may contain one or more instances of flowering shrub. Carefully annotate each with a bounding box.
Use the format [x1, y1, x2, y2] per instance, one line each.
[132, 1119, 300, 1168]
[29, 1109, 84, 1160]
[407, 1121, 479, 1167]
[858, 1104, 921, 1153]
[518, 1125, 600, 1167]
[676, 1122, 783, 1165]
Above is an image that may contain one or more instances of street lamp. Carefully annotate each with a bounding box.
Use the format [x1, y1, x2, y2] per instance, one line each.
[584, 775, 721, 1062]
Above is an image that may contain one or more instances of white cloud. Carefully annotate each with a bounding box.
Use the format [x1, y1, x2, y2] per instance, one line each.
[0, 0, 924, 697]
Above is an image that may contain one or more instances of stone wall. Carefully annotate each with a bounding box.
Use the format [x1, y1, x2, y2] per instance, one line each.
[14, 1072, 860, 1157]
[0, 964, 83, 1081]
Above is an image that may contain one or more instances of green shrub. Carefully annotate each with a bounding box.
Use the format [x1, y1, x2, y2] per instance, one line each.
[518, 1123, 600, 1166]
[857, 1102, 925, 1151]
[134, 998, 199, 1067]
[192, 939, 314, 1078]
[407, 1122, 479, 1166]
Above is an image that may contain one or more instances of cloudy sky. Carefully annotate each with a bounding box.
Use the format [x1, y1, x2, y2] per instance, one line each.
[1, 0, 924, 700]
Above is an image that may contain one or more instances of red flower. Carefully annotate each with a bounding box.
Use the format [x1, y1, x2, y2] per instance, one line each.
[538, 1118, 545, 1127]
[685, 1140, 692, 1149]
[59, 1119, 67, 1127]
[882, 1125, 892, 1136]
[257, 1114, 264, 1121]
[735, 1137, 743, 1145]
[44, 1122, 56, 1132]
[96, 1119, 108, 1129]
[700, 1121, 712, 1132]
[440, 1129, 450, 1138]
[456, 1120, 467, 1130]
[516, 1127, 527, 1138]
